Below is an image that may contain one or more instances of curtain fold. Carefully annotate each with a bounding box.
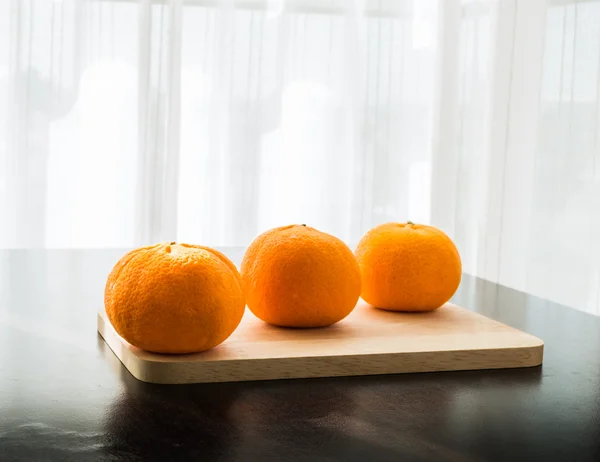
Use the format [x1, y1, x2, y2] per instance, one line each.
[1, 0, 600, 315]
[136, 0, 183, 243]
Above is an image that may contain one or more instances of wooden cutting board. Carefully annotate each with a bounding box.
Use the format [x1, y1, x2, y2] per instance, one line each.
[97, 301, 543, 384]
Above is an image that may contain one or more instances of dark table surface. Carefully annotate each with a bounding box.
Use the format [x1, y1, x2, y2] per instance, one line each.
[0, 248, 599, 462]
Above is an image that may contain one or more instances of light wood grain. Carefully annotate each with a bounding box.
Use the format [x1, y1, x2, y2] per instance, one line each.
[97, 301, 544, 384]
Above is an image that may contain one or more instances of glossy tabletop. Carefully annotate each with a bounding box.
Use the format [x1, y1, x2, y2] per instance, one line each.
[1, 249, 599, 461]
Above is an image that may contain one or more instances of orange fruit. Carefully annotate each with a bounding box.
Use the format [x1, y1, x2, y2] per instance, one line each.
[355, 222, 461, 311]
[241, 225, 361, 327]
[104, 242, 245, 354]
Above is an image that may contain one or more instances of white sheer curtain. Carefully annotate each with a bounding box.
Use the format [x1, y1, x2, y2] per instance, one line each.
[1, 0, 600, 315]
[0, 0, 438, 248]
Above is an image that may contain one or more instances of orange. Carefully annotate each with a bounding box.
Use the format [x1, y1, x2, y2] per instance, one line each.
[355, 222, 461, 311]
[241, 225, 361, 327]
[104, 242, 245, 354]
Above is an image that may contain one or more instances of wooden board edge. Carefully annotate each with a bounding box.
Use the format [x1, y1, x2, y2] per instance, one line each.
[121, 346, 545, 385]
[97, 312, 149, 384]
